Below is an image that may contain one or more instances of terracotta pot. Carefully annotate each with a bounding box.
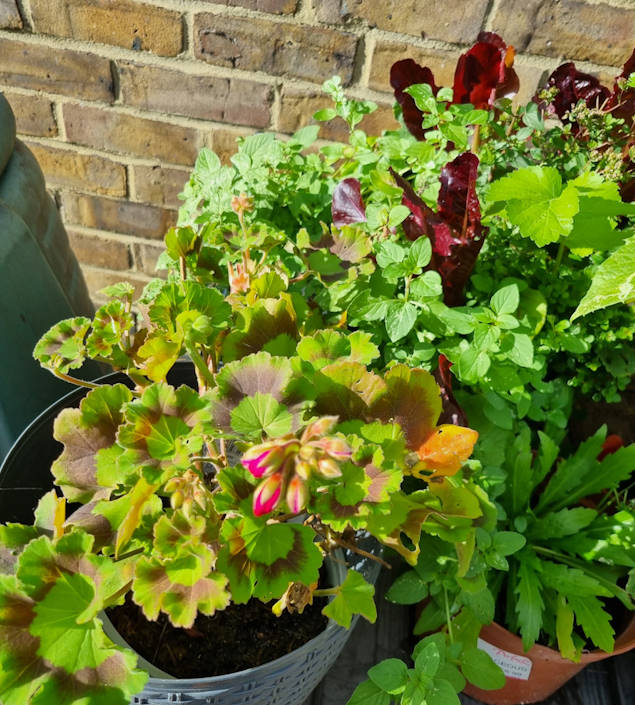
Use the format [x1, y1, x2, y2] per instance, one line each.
[463, 615, 635, 705]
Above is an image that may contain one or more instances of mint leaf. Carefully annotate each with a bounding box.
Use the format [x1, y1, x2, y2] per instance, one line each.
[347, 679, 391, 705]
[368, 658, 408, 695]
[460, 647, 505, 690]
[386, 570, 428, 604]
[414, 642, 441, 677]
[490, 284, 519, 315]
[386, 301, 417, 342]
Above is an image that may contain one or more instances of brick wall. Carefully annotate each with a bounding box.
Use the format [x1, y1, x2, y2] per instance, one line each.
[0, 0, 633, 302]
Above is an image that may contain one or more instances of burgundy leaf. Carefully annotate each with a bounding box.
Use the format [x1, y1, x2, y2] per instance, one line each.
[453, 32, 519, 109]
[332, 178, 367, 227]
[607, 47, 635, 126]
[433, 354, 469, 427]
[390, 58, 439, 140]
[539, 62, 610, 124]
[392, 153, 487, 306]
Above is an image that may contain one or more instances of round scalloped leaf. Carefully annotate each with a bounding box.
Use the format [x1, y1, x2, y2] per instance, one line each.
[312, 362, 386, 420]
[230, 393, 294, 439]
[370, 365, 442, 452]
[85, 300, 134, 365]
[33, 317, 91, 373]
[149, 281, 231, 333]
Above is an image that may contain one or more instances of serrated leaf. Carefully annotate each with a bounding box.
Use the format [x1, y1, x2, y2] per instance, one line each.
[368, 658, 408, 695]
[556, 595, 578, 661]
[33, 317, 92, 373]
[427, 679, 461, 705]
[490, 284, 519, 315]
[488, 166, 579, 246]
[568, 595, 615, 652]
[410, 271, 443, 300]
[414, 642, 440, 676]
[230, 393, 293, 439]
[386, 570, 428, 604]
[572, 236, 635, 319]
[346, 680, 391, 705]
[323, 570, 376, 628]
[529, 507, 597, 540]
[515, 560, 544, 651]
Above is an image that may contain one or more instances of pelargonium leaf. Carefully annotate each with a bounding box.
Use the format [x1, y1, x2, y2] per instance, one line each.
[133, 547, 230, 629]
[370, 365, 441, 452]
[241, 518, 295, 567]
[329, 225, 372, 263]
[85, 301, 134, 365]
[298, 330, 379, 370]
[33, 317, 91, 374]
[312, 362, 386, 421]
[332, 178, 367, 227]
[323, 570, 376, 628]
[230, 393, 294, 439]
[135, 335, 182, 383]
[149, 281, 230, 334]
[52, 384, 132, 503]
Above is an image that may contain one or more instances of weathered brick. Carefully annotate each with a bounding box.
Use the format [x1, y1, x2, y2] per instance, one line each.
[132, 165, 190, 209]
[490, 0, 635, 67]
[369, 41, 461, 93]
[514, 62, 555, 106]
[131, 166, 190, 208]
[210, 126, 254, 164]
[82, 266, 151, 302]
[118, 61, 273, 128]
[63, 104, 203, 166]
[3, 92, 57, 137]
[68, 230, 131, 271]
[62, 192, 177, 240]
[316, 0, 489, 45]
[30, 0, 183, 57]
[26, 142, 127, 197]
[194, 14, 358, 85]
[279, 88, 397, 140]
[0, 0, 21, 29]
[133, 241, 168, 277]
[202, 0, 297, 12]
[0, 38, 114, 102]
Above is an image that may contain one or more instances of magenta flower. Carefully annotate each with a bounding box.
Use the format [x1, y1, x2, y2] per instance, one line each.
[285, 475, 307, 514]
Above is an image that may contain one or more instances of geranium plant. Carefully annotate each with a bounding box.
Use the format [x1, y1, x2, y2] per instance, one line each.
[0, 243, 490, 703]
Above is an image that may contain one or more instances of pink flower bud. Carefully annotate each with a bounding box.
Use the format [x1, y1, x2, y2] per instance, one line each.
[313, 436, 352, 459]
[253, 472, 283, 516]
[301, 416, 339, 442]
[317, 457, 342, 478]
[295, 460, 313, 481]
[242, 443, 289, 478]
[286, 475, 307, 514]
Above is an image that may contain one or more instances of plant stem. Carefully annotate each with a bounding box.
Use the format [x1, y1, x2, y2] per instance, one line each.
[443, 586, 454, 643]
[328, 534, 392, 569]
[52, 370, 101, 389]
[179, 255, 187, 281]
[187, 345, 216, 390]
[471, 124, 481, 155]
[312, 587, 339, 597]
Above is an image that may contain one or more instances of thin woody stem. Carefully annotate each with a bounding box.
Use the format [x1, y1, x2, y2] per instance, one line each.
[329, 534, 391, 569]
[52, 370, 101, 390]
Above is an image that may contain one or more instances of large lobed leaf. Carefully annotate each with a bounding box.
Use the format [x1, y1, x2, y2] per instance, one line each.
[33, 317, 92, 374]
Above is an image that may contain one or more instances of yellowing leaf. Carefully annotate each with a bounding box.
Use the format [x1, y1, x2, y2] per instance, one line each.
[415, 425, 478, 476]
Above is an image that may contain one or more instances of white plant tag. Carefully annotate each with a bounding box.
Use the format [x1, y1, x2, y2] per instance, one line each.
[477, 638, 533, 681]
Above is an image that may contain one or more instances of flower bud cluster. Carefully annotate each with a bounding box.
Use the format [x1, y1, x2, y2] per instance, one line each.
[164, 469, 210, 518]
[241, 416, 351, 517]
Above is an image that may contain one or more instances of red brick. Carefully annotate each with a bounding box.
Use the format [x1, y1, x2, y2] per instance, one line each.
[30, 0, 183, 57]
[3, 92, 57, 137]
[82, 266, 151, 302]
[68, 230, 131, 271]
[194, 13, 358, 85]
[63, 104, 204, 166]
[62, 192, 177, 240]
[118, 61, 273, 128]
[490, 0, 635, 67]
[0, 38, 114, 102]
[0, 0, 21, 29]
[132, 165, 190, 209]
[209, 126, 254, 164]
[279, 88, 398, 140]
[26, 142, 126, 197]
[202, 0, 297, 12]
[133, 241, 168, 277]
[369, 41, 462, 93]
[316, 0, 489, 45]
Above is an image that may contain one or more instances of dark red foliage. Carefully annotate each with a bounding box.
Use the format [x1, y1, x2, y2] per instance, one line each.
[540, 62, 610, 125]
[392, 152, 487, 306]
[331, 178, 367, 227]
[433, 354, 469, 427]
[453, 32, 519, 109]
[598, 434, 624, 461]
[390, 33, 518, 140]
[390, 59, 439, 141]
[607, 47, 635, 126]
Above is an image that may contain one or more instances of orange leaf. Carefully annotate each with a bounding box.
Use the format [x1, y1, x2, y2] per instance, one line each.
[415, 424, 478, 477]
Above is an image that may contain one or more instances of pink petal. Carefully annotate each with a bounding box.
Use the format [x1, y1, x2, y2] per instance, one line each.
[253, 473, 282, 516]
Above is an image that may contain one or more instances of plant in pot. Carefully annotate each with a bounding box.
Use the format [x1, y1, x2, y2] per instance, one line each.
[0, 231, 496, 705]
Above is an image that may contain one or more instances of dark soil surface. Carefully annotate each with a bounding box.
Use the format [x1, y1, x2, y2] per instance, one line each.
[106, 594, 328, 678]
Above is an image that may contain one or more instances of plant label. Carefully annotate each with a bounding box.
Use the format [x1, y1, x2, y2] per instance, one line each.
[477, 638, 533, 680]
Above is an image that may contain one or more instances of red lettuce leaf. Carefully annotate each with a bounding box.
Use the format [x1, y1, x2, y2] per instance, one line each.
[390, 58, 439, 140]
[453, 32, 519, 109]
[332, 178, 367, 227]
[392, 152, 486, 306]
[607, 47, 635, 126]
[539, 62, 610, 124]
[433, 354, 469, 427]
